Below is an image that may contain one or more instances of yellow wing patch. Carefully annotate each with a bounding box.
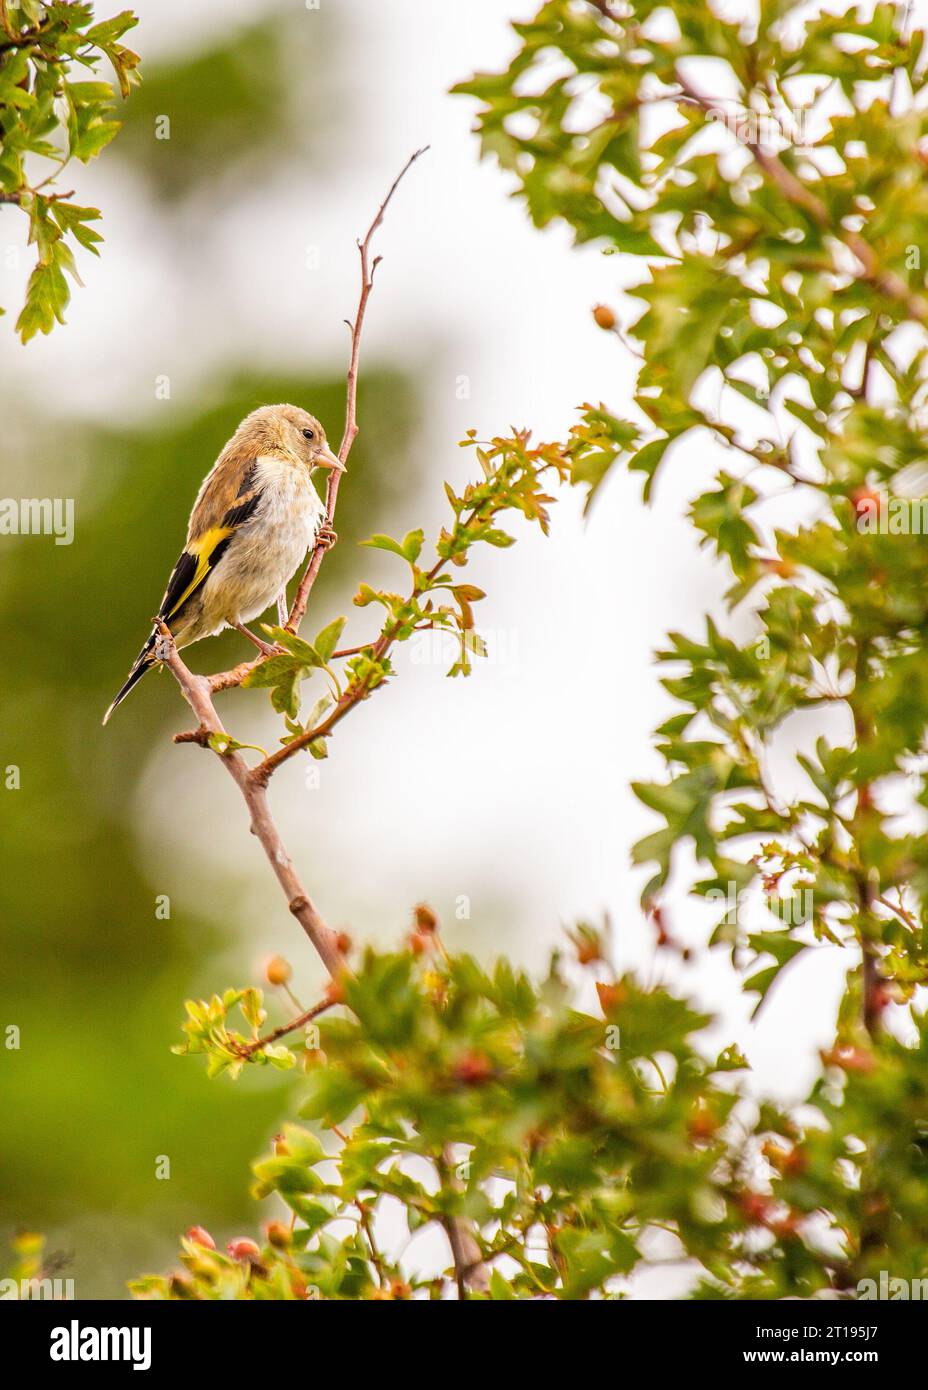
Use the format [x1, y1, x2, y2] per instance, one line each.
[165, 526, 232, 618]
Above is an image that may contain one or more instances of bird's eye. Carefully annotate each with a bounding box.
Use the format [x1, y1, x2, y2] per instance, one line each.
[302, 428, 315, 441]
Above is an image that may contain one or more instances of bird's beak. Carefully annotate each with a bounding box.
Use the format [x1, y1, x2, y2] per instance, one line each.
[317, 445, 346, 473]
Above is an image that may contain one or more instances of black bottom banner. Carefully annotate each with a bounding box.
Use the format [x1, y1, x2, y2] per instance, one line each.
[1, 1294, 916, 1376]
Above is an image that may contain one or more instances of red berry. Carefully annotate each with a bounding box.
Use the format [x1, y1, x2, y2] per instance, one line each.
[737, 1191, 773, 1225]
[453, 1050, 493, 1085]
[226, 1238, 261, 1263]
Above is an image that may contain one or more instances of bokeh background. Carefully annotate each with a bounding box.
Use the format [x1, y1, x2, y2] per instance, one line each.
[0, 0, 861, 1298]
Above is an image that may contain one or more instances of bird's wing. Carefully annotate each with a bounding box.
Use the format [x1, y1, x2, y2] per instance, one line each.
[160, 458, 264, 621]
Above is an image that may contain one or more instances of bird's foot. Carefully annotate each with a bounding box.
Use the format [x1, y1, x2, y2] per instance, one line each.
[317, 523, 338, 551]
[234, 622, 280, 658]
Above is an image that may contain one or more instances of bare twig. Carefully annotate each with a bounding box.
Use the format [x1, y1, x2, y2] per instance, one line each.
[286, 145, 430, 632]
[155, 622, 345, 979]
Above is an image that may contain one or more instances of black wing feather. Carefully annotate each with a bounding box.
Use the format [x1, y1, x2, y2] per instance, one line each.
[221, 491, 262, 529]
[158, 549, 198, 620]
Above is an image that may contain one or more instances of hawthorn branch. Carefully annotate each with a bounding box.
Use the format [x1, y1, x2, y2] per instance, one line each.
[156, 151, 489, 1294]
[673, 69, 928, 327]
[249, 453, 567, 783]
[437, 1146, 490, 1297]
[252, 534, 473, 781]
[230, 995, 336, 1059]
[252, 615, 408, 785]
[156, 152, 430, 970]
[154, 622, 345, 980]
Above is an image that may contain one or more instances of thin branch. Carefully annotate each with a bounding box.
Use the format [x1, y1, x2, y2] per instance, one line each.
[252, 536, 468, 782]
[286, 145, 430, 632]
[154, 153, 486, 1295]
[230, 995, 335, 1059]
[154, 622, 345, 980]
[876, 892, 919, 932]
[356, 1202, 385, 1288]
[252, 626, 395, 784]
[437, 1145, 490, 1297]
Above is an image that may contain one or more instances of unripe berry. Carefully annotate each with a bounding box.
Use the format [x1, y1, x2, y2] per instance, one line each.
[687, 1104, 719, 1142]
[414, 903, 438, 933]
[185, 1225, 215, 1249]
[265, 1221, 291, 1249]
[593, 303, 616, 330]
[575, 938, 601, 964]
[264, 955, 291, 986]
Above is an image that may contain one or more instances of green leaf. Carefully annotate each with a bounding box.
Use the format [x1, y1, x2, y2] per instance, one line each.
[16, 257, 69, 343]
[314, 617, 346, 663]
[361, 533, 409, 560]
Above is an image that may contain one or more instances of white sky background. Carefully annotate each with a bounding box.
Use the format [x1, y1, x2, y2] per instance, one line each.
[8, 0, 925, 1292]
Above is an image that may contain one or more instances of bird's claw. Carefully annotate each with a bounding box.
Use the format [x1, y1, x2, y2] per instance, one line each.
[317, 524, 338, 551]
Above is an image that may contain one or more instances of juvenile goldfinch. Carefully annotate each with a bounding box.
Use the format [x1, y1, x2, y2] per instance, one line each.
[103, 403, 344, 724]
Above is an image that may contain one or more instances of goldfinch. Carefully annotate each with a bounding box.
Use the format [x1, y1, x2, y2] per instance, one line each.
[103, 403, 344, 724]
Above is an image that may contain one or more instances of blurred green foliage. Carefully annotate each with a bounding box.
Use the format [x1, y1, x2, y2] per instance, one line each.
[114, 12, 337, 201]
[0, 1, 140, 339]
[131, 929, 928, 1300]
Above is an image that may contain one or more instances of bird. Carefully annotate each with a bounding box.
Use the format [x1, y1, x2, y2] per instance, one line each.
[103, 403, 344, 724]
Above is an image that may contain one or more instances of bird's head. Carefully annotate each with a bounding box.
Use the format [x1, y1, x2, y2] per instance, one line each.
[239, 403, 345, 475]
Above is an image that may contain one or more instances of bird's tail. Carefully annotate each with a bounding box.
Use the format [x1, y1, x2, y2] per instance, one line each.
[103, 631, 158, 725]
